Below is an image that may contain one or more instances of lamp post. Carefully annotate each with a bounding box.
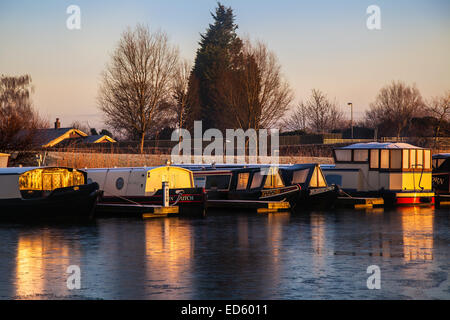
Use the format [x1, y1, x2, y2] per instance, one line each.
[347, 102, 353, 141]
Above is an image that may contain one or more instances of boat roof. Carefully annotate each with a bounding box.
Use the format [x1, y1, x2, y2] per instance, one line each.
[0, 167, 39, 175]
[83, 166, 193, 173]
[0, 166, 80, 175]
[337, 142, 423, 150]
[432, 153, 450, 159]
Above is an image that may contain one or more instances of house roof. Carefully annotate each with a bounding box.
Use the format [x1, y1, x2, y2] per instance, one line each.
[31, 128, 88, 147]
[337, 142, 423, 150]
[83, 135, 116, 143]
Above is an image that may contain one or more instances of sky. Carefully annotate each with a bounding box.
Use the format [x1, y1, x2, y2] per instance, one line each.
[1, 0, 449, 131]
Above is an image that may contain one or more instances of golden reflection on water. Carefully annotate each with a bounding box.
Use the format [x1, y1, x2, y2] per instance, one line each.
[144, 219, 193, 285]
[310, 213, 326, 255]
[310, 213, 328, 277]
[266, 212, 290, 260]
[15, 231, 79, 299]
[400, 206, 434, 261]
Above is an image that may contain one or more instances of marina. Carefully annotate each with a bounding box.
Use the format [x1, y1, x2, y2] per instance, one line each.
[0, 141, 447, 221]
[0, 207, 448, 300]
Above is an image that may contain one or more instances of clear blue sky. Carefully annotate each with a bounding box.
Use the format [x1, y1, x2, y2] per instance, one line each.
[1, 0, 449, 130]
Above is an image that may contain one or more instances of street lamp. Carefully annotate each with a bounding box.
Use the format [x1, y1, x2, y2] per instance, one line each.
[347, 102, 353, 141]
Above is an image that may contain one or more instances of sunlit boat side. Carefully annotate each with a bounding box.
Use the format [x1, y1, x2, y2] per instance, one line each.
[83, 166, 207, 216]
[0, 167, 100, 220]
[322, 142, 435, 206]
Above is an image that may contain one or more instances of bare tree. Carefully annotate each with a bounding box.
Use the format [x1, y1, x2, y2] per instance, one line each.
[365, 81, 424, 138]
[98, 25, 180, 153]
[288, 89, 344, 134]
[281, 102, 308, 132]
[170, 59, 192, 130]
[219, 39, 293, 130]
[0, 75, 47, 149]
[70, 121, 90, 134]
[427, 90, 450, 144]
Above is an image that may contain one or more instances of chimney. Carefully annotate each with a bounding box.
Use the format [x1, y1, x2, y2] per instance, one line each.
[54, 118, 61, 129]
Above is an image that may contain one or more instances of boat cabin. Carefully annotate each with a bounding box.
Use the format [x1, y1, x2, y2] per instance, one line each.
[84, 166, 195, 197]
[322, 142, 434, 205]
[0, 167, 86, 199]
[279, 164, 328, 189]
[432, 153, 450, 194]
[323, 142, 432, 192]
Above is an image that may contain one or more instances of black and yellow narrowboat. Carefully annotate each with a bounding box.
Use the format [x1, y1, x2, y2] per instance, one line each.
[0, 167, 100, 220]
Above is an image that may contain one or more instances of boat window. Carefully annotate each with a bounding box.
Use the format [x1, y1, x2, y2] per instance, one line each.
[402, 150, 409, 169]
[317, 169, 327, 187]
[309, 167, 327, 188]
[380, 150, 389, 169]
[390, 150, 402, 169]
[274, 172, 285, 187]
[410, 150, 416, 169]
[354, 150, 368, 162]
[206, 174, 231, 190]
[19, 168, 85, 191]
[335, 150, 352, 162]
[116, 177, 124, 190]
[292, 169, 309, 184]
[416, 150, 423, 168]
[310, 168, 318, 187]
[424, 150, 431, 169]
[370, 150, 379, 169]
[236, 173, 250, 190]
[250, 171, 264, 189]
[433, 159, 445, 169]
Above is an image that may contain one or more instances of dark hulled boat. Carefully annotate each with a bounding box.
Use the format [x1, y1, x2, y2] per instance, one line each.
[0, 167, 100, 220]
[187, 164, 337, 210]
[279, 164, 338, 210]
[432, 153, 450, 195]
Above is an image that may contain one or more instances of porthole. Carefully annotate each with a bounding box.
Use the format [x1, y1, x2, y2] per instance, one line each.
[116, 177, 124, 190]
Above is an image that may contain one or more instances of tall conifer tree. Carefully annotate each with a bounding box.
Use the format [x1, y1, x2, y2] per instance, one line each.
[186, 2, 242, 131]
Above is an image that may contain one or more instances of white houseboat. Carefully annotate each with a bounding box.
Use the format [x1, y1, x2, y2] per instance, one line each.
[84, 166, 206, 215]
[322, 142, 434, 206]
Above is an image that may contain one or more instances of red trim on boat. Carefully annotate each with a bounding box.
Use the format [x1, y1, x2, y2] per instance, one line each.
[396, 196, 435, 205]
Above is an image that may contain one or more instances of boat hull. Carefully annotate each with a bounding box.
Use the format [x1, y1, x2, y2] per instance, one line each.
[291, 186, 339, 211]
[95, 187, 207, 217]
[337, 189, 435, 207]
[0, 183, 101, 221]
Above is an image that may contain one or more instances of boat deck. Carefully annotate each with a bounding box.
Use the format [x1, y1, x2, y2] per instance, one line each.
[335, 197, 384, 209]
[206, 199, 291, 213]
[95, 203, 179, 218]
[436, 194, 450, 208]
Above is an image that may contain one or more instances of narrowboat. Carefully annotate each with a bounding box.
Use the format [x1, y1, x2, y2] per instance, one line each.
[432, 153, 450, 194]
[279, 164, 339, 210]
[192, 166, 299, 205]
[322, 142, 435, 206]
[84, 166, 206, 216]
[185, 164, 337, 210]
[0, 167, 100, 220]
